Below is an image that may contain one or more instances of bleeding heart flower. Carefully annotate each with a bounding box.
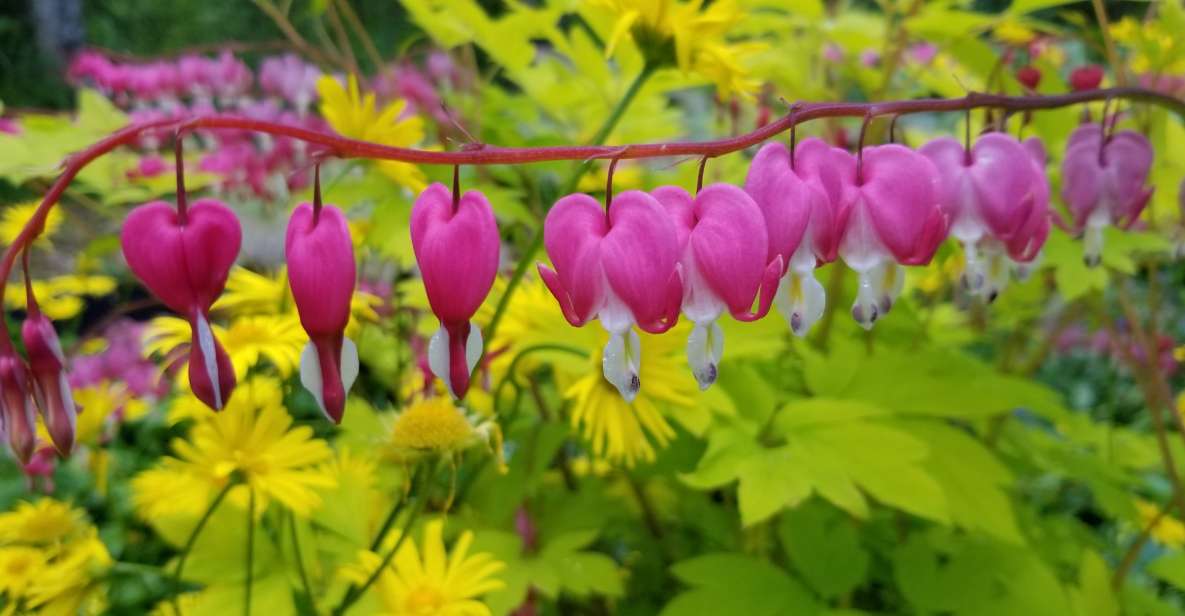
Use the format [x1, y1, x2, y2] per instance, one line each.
[286, 201, 359, 423]
[411, 183, 500, 399]
[538, 190, 682, 401]
[745, 138, 844, 336]
[21, 313, 76, 456]
[1060, 123, 1154, 266]
[653, 184, 781, 389]
[121, 198, 241, 409]
[836, 144, 947, 328]
[919, 132, 1044, 295]
[0, 351, 37, 463]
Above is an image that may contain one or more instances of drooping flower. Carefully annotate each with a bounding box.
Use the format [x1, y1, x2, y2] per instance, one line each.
[341, 518, 504, 615]
[0, 349, 37, 463]
[744, 138, 842, 336]
[538, 191, 683, 401]
[919, 132, 1047, 297]
[652, 184, 780, 388]
[21, 304, 77, 456]
[286, 200, 359, 423]
[411, 183, 500, 399]
[121, 198, 242, 409]
[1069, 64, 1104, 91]
[829, 144, 947, 328]
[1060, 123, 1154, 266]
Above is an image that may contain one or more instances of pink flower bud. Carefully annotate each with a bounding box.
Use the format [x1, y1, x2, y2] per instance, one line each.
[654, 184, 781, 389]
[21, 314, 76, 456]
[411, 183, 500, 399]
[0, 352, 37, 464]
[1060, 124, 1154, 266]
[286, 202, 359, 423]
[1016, 66, 1041, 90]
[121, 198, 241, 409]
[1070, 65, 1104, 91]
[538, 191, 683, 401]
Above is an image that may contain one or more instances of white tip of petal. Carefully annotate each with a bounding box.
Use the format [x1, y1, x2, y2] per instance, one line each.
[603, 330, 642, 403]
[687, 321, 724, 390]
[465, 323, 483, 377]
[341, 337, 360, 393]
[299, 341, 324, 415]
[195, 313, 223, 410]
[775, 271, 827, 337]
[427, 326, 452, 395]
[1083, 224, 1104, 268]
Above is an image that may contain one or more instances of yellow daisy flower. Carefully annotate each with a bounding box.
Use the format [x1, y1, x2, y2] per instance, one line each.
[317, 74, 428, 191]
[0, 201, 62, 246]
[343, 519, 504, 616]
[143, 313, 306, 379]
[212, 266, 381, 332]
[132, 391, 335, 518]
[0, 499, 86, 547]
[385, 397, 503, 470]
[68, 382, 150, 447]
[594, 0, 761, 99]
[24, 529, 111, 615]
[1136, 499, 1185, 548]
[566, 326, 698, 466]
[5, 274, 117, 320]
[0, 546, 47, 599]
[167, 374, 285, 425]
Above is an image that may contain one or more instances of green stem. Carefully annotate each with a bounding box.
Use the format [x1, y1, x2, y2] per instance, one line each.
[289, 511, 314, 608]
[332, 463, 435, 616]
[173, 482, 234, 594]
[244, 488, 256, 616]
[367, 467, 420, 552]
[492, 343, 589, 416]
[483, 63, 657, 348]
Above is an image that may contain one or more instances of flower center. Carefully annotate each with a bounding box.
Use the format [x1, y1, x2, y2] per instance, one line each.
[403, 585, 446, 615]
[391, 397, 474, 451]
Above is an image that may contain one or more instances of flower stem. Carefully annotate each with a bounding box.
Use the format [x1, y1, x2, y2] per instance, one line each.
[173, 481, 234, 595]
[332, 462, 435, 616]
[484, 63, 658, 348]
[244, 488, 256, 616]
[289, 511, 314, 608]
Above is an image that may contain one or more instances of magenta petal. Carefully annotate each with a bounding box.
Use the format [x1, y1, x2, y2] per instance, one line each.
[793, 138, 856, 262]
[601, 190, 681, 328]
[917, 136, 968, 223]
[969, 133, 1042, 240]
[444, 320, 473, 398]
[688, 184, 770, 317]
[411, 183, 500, 324]
[537, 263, 588, 327]
[652, 186, 695, 250]
[542, 193, 609, 325]
[121, 198, 242, 315]
[859, 144, 946, 263]
[1060, 140, 1105, 228]
[743, 143, 811, 264]
[286, 203, 356, 335]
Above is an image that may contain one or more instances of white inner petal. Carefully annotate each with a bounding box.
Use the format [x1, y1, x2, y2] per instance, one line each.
[961, 238, 986, 292]
[602, 329, 642, 402]
[340, 337, 360, 394]
[686, 320, 725, 390]
[299, 341, 325, 414]
[1083, 220, 1106, 268]
[681, 249, 725, 324]
[775, 270, 827, 337]
[194, 313, 223, 410]
[465, 323, 483, 377]
[427, 326, 452, 394]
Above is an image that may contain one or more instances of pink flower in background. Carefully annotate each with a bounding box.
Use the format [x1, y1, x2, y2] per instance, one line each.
[286, 200, 359, 423]
[260, 54, 321, 113]
[539, 191, 683, 401]
[70, 320, 166, 399]
[1060, 123, 1154, 266]
[121, 198, 241, 410]
[860, 49, 881, 68]
[0, 117, 21, 135]
[654, 184, 781, 388]
[411, 183, 500, 399]
[823, 44, 844, 64]
[908, 42, 938, 65]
